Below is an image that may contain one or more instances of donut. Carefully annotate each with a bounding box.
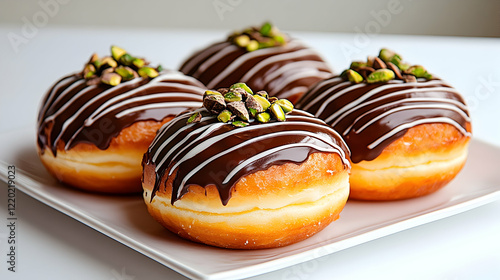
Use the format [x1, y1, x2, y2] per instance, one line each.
[37, 46, 206, 193]
[142, 83, 350, 249]
[296, 49, 472, 200]
[179, 22, 333, 104]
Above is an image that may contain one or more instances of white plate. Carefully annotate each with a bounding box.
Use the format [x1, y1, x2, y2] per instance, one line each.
[1, 127, 499, 280]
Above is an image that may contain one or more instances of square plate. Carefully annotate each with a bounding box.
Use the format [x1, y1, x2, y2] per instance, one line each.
[1, 127, 499, 280]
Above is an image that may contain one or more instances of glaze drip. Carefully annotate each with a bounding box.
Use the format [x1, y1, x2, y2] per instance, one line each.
[296, 77, 471, 163]
[38, 71, 206, 155]
[180, 40, 332, 102]
[144, 109, 350, 206]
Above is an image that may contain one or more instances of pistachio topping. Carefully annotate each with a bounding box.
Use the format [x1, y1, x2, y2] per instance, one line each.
[217, 110, 233, 123]
[203, 94, 226, 114]
[256, 112, 271, 123]
[228, 22, 289, 52]
[81, 45, 163, 86]
[341, 48, 435, 84]
[115, 66, 138, 81]
[255, 90, 269, 99]
[224, 91, 243, 103]
[274, 99, 294, 114]
[341, 69, 364, 84]
[366, 69, 396, 83]
[83, 64, 96, 79]
[101, 72, 122, 86]
[269, 103, 286, 121]
[187, 111, 202, 124]
[191, 82, 294, 128]
[405, 65, 433, 79]
[253, 95, 271, 111]
[111, 45, 127, 61]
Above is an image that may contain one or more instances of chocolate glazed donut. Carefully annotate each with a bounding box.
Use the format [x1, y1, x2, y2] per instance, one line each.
[297, 49, 472, 200]
[180, 22, 333, 103]
[142, 84, 351, 249]
[37, 46, 206, 193]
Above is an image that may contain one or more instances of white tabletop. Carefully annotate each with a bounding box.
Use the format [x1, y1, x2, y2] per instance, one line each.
[0, 26, 499, 280]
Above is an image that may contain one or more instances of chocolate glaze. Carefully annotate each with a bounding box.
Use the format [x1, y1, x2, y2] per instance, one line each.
[143, 109, 350, 206]
[296, 77, 471, 163]
[179, 40, 333, 103]
[38, 71, 206, 155]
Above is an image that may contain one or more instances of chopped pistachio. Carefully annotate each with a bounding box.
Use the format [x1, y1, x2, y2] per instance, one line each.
[253, 95, 271, 110]
[372, 57, 387, 69]
[100, 56, 118, 69]
[356, 66, 375, 79]
[203, 90, 222, 98]
[101, 67, 114, 75]
[245, 95, 263, 113]
[138, 67, 159, 78]
[115, 66, 137, 81]
[204, 90, 223, 97]
[111, 46, 127, 61]
[246, 40, 259, 52]
[269, 103, 286, 121]
[231, 121, 249, 128]
[216, 88, 230, 95]
[227, 101, 249, 121]
[231, 87, 250, 100]
[403, 74, 417, 83]
[230, 82, 253, 94]
[259, 39, 275, 49]
[260, 22, 273, 36]
[248, 108, 258, 118]
[350, 61, 367, 69]
[187, 111, 202, 124]
[256, 112, 271, 123]
[132, 58, 145, 69]
[378, 49, 402, 65]
[217, 110, 233, 123]
[343, 69, 364, 83]
[83, 64, 96, 79]
[235, 35, 250, 47]
[398, 62, 410, 71]
[366, 56, 376, 67]
[274, 99, 294, 114]
[224, 91, 242, 103]
[119, 53, 134, 66]
[366, 69, 395, 83]
[157, 64, 163, 72]
[93, 59, 102, 70]
[88, 53, 99, 64]
[255, 90, 268, 99]
[101, 72, 122, 86]
[203, 94, 226, 114]
[274, 35, 286, 45]
[405, 65, 432, 79]
[386, 62, 403, 80]
[268, 97, 278, 103]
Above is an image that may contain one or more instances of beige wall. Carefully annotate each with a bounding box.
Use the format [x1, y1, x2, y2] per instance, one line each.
[1, 0, 499, 37]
